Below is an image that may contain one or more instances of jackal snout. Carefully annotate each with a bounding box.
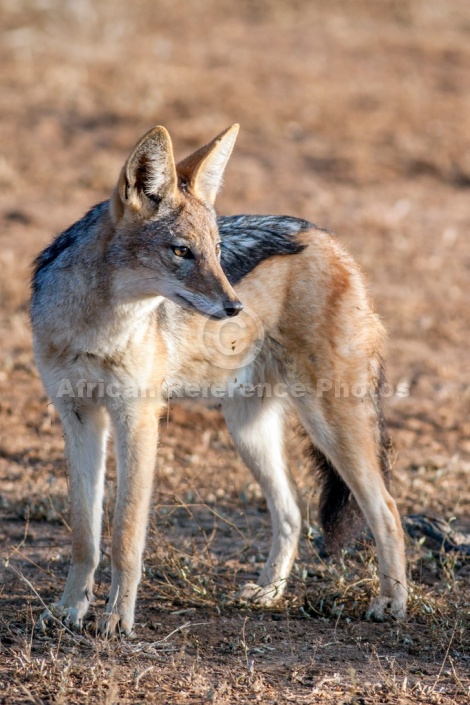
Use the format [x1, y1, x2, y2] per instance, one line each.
[177, 244, 243, 319]
[203, 296, 243, 320]
[224, 300, 243, 317]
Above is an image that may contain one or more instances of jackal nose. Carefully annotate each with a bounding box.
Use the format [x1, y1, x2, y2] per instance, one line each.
[223, 300, 243, 317]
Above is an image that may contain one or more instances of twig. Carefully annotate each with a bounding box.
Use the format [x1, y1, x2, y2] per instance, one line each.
[6, 506, 30, 562]
[8, 545, 55, 578]
[431, 620, 457, 692]
[241, 616, 250, 671]
[129, 620, 208, 653]
[4, 559, 90, 645]
[47, 493, 71, 532]
[135, 665, 155, 688]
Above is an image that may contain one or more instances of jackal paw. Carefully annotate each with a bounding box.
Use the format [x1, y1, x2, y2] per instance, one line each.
[366, 596, 407, 621]
[97, 612, 134, 638]
[236, 581, 285, 607]
[38, 603, 84, 632]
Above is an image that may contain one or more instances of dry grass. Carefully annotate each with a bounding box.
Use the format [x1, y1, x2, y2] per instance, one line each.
[1, 517, 469, 704]
[1, 419, 469, 703]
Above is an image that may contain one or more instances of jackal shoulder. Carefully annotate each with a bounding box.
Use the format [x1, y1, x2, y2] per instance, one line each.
[32, 201, 108, 296]
[218, 214, 322, 284]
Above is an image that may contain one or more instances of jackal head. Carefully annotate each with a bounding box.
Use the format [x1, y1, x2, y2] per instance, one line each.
[109, 124, 243, 319]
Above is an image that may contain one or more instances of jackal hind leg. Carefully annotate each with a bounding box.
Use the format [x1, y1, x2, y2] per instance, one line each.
[40, 405, 109, 631]
[98, 404, 159, 636]
[223, 395, 301, 606]
[293, 393, 407, 620]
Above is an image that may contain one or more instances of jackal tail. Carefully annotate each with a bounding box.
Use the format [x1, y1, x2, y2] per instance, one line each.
[310, 364, 392, 554]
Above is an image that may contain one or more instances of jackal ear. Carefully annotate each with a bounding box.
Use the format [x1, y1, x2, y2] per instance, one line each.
[176, 124, 239, 206]
[112, 126, 177, 221]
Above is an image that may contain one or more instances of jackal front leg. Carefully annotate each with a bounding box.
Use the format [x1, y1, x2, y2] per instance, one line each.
[39, 405, 109, 631]
[99, 403, 159, 636]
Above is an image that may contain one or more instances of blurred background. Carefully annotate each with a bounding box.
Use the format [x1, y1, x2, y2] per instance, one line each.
[0, 2, 469, 699]
[1, 0, 468, 499]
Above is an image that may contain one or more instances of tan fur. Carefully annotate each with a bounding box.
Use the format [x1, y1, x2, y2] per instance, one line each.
[32, 125, 407, 635]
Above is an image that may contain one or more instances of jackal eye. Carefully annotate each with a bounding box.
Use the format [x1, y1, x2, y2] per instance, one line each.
[215, 242, 221, 256]
[171, 245, 192, 258]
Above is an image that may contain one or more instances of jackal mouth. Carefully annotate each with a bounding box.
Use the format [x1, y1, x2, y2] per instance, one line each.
[173, 293, 227, 320]
[173, 293, 198, 313]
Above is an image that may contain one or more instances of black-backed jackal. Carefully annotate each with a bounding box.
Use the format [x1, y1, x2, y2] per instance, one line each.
[31, 124, 407, 635]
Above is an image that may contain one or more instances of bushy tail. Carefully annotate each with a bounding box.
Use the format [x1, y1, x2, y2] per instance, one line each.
[310, 370, 392, 554]
[309, 445, 364, 554]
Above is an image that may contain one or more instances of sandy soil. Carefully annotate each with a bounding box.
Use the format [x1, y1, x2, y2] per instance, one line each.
[0, 1, 469, 703]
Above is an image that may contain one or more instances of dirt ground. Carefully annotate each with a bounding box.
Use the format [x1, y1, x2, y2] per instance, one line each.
[0, 1, 469, 703]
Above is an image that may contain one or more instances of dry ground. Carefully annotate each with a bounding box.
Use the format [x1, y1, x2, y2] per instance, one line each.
[0, 1, 469, 703]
